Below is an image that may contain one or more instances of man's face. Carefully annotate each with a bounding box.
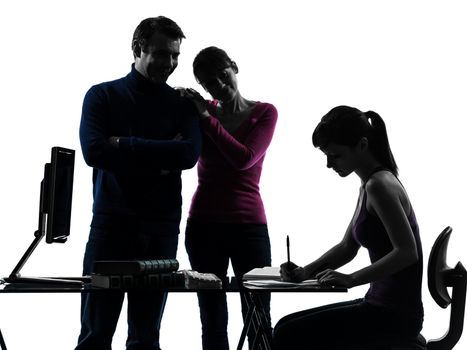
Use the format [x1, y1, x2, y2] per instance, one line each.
[134, 32, 181, 84]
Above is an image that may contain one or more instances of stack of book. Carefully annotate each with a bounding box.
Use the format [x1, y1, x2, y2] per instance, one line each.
[180, 270, 222, 289]
[91, 259, 184, 289]
[90, 259, 223, 289]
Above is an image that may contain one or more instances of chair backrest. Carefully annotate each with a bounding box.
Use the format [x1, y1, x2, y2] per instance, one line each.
[427, 226, 467, 350]
[428, 226, 453, 308]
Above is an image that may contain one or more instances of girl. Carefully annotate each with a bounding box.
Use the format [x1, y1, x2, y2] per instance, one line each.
[273, 106, 423, 349]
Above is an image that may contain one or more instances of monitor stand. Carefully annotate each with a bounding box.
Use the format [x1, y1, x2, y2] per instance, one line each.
[4, 228, 85, 287]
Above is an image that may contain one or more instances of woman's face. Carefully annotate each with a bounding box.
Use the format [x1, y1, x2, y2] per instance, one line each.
[320, 142, 361, 177]
[196, 65, 238, 102]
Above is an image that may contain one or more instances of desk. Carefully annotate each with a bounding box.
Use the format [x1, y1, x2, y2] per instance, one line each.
[233, 279, 347, 350]
[0, 280, 347, 350]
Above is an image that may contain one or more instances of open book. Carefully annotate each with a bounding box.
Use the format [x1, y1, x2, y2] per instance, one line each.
[243, 266, 283, 281]
[242, 266, 320, 289]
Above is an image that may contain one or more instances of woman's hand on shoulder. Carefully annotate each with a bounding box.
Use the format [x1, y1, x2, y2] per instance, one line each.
[280, 261, 307, 282]
[176, 87, 210, 118]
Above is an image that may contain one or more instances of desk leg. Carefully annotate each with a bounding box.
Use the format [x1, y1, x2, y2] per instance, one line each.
[237, 292, 255, 350]
[237, 292, 272, 350]
[0, 328, 7, 350]
[250, 293, 272, 350]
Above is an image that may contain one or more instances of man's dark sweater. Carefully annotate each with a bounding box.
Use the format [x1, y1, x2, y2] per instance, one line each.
[79, 65, 201, 231]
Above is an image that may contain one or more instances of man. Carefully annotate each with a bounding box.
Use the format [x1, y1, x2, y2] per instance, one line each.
[77, 16, 201, 350]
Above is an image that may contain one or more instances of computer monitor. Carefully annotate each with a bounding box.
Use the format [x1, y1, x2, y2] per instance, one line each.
[43, 147, 75, 243]
[4, 146, 82, 285]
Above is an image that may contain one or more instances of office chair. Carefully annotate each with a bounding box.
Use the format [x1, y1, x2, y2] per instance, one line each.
[348, 226, 466, 350]
[425, 226, 466, 350]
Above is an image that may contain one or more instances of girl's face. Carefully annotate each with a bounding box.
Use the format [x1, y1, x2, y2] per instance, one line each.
[321, 142, 362, 177]
[196, 65, 238, 102]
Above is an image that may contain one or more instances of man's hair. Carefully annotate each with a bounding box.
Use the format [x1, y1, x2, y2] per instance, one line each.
[131, 16, 185, 57]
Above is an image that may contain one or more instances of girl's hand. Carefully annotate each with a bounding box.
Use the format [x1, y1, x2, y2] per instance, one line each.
[315, 269, 355, 288]
[280, 261, 307, 282]
[177, 87, 210, 118]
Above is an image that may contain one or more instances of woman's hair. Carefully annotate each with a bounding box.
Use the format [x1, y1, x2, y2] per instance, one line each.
[312, 105, 399, 175]
[192, 46, 234, 83]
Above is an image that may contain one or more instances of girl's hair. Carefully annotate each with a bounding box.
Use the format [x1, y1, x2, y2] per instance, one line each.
[192, 46, 234, 83]
[312, 105, 399, 176]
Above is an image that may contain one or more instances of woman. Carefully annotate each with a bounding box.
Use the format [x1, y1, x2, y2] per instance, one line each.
[273, 106, 423, 349]
[181, 46, 278, 350]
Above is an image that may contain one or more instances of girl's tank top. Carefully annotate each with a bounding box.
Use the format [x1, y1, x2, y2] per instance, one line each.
[352, 169, 423, 320]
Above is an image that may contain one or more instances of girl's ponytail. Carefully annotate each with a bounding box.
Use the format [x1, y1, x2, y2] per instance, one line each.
[365, 110, 399, 176]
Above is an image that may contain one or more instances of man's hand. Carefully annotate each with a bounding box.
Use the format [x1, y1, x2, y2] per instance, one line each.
[160, 133, 183, 175]
[108, 136, 119, 148]
[172, 133, 183, 141]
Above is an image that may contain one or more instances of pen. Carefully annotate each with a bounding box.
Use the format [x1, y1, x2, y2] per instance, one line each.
[286, 235, 290, 264]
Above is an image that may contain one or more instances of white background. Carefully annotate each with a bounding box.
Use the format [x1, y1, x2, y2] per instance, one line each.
[1, 1, 466, 349]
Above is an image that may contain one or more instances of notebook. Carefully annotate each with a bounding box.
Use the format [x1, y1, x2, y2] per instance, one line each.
[242, 266, 319, 289]
[243, 266, 282, 281]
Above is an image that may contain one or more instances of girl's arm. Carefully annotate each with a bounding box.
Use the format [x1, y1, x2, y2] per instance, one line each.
[281, 220, 360, 282]
[317, 178, 419, 288]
